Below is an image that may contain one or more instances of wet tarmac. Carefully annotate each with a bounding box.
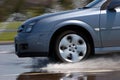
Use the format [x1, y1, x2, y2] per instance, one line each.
[1, 44, 120, 80]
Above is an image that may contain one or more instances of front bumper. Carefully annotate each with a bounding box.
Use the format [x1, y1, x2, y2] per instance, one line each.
[15, 33, 49, 57]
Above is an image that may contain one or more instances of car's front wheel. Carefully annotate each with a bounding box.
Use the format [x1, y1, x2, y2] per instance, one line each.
[51, 30, 92, 63]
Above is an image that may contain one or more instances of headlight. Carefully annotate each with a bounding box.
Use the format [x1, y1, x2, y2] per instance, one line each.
[17, 25, 24, 32]
[25, 22, 37, 32]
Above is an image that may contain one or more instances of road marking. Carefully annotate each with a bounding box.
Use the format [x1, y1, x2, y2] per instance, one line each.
[0, 51, 12, 54]
[0, 74, 19, 77]
[0, 51, 8, 54]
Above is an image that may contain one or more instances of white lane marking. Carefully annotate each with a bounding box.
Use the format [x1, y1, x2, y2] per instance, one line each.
[0, 51, 13, 54]
[0, 74, 19, 77]
[0, 51, 8, 54]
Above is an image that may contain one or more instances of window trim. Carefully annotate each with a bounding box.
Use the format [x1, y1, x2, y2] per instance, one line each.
[101, 0, 111, 10]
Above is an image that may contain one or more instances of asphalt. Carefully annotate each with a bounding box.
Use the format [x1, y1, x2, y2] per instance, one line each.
[1, 44, 120, 80]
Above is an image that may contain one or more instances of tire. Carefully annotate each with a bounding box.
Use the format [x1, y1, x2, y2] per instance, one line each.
[51, 30, 92, 63]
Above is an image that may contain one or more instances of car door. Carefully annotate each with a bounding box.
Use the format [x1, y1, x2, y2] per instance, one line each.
[100, 6, 120, 47]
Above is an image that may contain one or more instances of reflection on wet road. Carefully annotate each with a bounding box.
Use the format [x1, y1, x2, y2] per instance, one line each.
[17, 72, 120, 80]
[1, 44, 120, 80]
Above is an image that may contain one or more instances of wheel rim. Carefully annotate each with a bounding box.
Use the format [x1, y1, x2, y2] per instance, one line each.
[59, 34, 87, 62]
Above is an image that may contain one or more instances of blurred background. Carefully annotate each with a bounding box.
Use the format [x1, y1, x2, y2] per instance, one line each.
[0, 0, 93, 42]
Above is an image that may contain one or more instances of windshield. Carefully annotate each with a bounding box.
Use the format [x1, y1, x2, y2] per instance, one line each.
[86, 0, 107, 8]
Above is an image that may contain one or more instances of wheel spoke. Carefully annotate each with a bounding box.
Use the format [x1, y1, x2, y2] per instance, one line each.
[60, 49, 70, 59]
[71, 34, 81, 44]
[72, 53, 80, 62]
[76, 43, 87, 54]
[59, 36, 71, 47]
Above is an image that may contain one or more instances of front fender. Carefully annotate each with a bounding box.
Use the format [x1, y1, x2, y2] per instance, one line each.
[49, 20, 101, 48]
[55, 20, 95, 37]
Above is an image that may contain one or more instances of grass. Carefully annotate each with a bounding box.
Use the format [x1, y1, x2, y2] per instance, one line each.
[0, 32, 17, 41]
[0, 22, 22, 29]
[0, 21, 22, 42]
[6, 22, 22, 29]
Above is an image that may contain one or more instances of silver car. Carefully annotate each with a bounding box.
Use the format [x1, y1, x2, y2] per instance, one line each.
[15, 0, 120, 63]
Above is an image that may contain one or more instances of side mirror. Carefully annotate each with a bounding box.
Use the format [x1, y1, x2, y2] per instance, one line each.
[108, 0, 120, 10]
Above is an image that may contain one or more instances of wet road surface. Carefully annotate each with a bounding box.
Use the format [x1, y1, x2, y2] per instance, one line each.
[1, 44, 120, 80]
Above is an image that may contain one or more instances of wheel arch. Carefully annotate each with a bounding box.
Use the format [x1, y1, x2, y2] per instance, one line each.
[49, 20, 95, 56]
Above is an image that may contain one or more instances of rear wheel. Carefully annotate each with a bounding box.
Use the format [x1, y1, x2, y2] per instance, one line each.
[51, 30, 92, 63]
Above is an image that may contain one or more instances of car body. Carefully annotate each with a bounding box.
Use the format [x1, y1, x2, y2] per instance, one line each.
[15, 0, 120, 63]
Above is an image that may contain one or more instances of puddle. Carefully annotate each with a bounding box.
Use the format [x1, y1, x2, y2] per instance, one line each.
[16, 71, 120, 80]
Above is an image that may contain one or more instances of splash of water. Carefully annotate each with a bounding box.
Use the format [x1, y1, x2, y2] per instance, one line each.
[31, 53, 120, 73]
